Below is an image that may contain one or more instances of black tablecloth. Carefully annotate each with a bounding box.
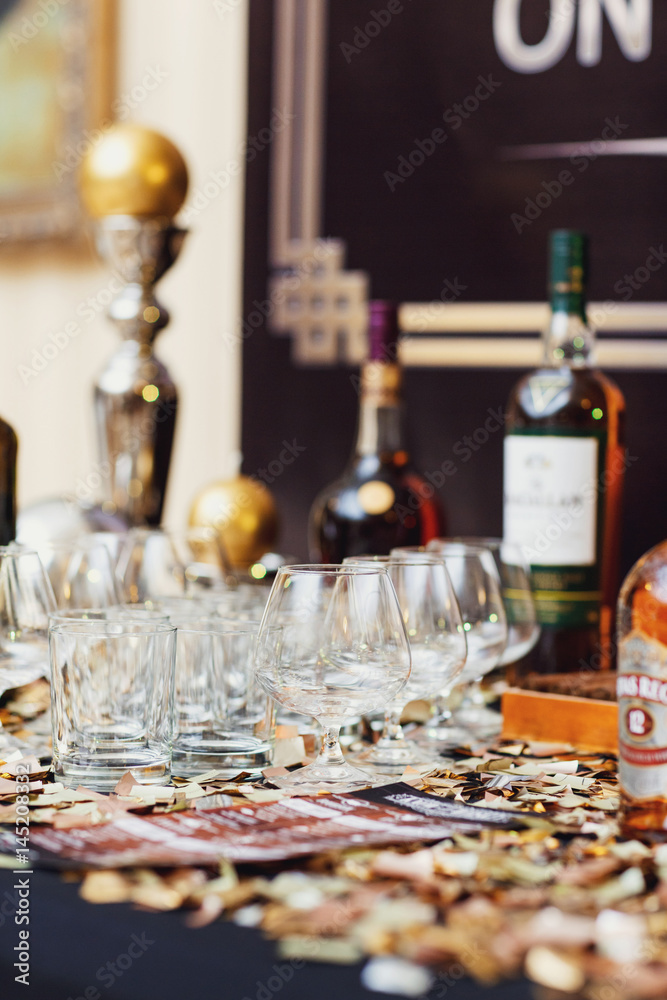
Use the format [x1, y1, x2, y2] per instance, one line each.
[0, 869, 535, 1000]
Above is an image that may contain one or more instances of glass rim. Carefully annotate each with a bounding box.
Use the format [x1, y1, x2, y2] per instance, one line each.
[342, 555, 392, 563]
[49, 609, 110, 620]
[441, 536, 503, 549]
[0, 546, 41, 557]
[174, 621, 261, 636]
[425, 540, 491, 556]
[145, 595, 221, 605]
[383, 552, 450, 566]
[48, 608, 170, 622]
[278, 563, 388, 575]
[49, 621, 177, 636]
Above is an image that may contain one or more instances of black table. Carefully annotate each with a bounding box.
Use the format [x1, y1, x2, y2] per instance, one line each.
[0, 869, 535, 1000]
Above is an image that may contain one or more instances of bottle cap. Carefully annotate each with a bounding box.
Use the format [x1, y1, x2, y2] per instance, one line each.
[367, 301, 400, 362]
[549, 230, 589, 297]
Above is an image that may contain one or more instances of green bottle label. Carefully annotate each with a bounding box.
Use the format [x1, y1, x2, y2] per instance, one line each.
[503, 427, 606, 628]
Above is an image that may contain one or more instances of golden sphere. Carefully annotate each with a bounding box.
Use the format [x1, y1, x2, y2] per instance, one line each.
[80, 123, 189, 218]
[189, 476, 280, 570]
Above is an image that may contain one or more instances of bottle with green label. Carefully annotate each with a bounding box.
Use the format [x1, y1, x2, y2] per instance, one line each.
[503, 230, 626, 682]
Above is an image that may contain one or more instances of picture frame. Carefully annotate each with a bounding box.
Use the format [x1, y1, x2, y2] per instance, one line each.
[0, 0, 114, 245]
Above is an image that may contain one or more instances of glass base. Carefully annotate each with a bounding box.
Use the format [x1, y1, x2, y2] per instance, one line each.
[172, 732, 272, 779]
[54, 749, 171, 791]
[352, 739, 440, 773]
[452, 704, 503, 739]
[269, 757, 378, 794]
[417, 720, 471, 746]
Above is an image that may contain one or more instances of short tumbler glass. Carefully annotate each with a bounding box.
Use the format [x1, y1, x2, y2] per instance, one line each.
[171, 621, 274, 779]
[49, 621, 177, 790]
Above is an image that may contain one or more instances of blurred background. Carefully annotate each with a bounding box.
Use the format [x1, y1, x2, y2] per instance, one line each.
[1, 0, 665, 571]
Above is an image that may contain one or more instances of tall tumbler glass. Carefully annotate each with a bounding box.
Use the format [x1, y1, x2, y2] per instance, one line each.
[39, 539, 122, 609]
[0, 547, 56, 748]
[116, 527, 232, 603]
[171, 621, 275, 779]
[49, 621, 176, 790]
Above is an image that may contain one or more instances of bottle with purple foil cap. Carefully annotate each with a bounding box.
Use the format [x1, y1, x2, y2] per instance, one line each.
[367, 300, 400, 363]
[308, 299, 446, 561]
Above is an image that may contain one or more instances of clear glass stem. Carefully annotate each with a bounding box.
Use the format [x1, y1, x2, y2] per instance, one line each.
[453, 677, 502, 739]
[315, 724, 346, 769]
[431, 692, 453, 726]
[458, 679, 485, 712]
[376, 706, 405, 748]
[419, 689, 467, 749]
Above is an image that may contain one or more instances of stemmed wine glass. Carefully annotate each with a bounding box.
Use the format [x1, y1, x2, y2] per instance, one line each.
[0, 548, 56, 747]
[428, 538, 538, 736]
[444, 538, 540, 669]
[344, 554, 467, 770]
[420, 541, 508, 740]
[254, 564, 411, 793]
[391, 539, 507, 745]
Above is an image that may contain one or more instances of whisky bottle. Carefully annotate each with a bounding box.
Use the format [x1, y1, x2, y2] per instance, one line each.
[618, 541, 667, 834]
[503, 231, 626, 680]
[309, 301, 445, 562]
[0, 414, 17, 545]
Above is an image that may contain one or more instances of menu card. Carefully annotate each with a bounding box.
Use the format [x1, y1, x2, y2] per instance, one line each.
[12, 783, 524, 869]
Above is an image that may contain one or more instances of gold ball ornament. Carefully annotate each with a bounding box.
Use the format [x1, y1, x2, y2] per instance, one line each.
[189, 477, 279, 570]
[80, 123, 189, 218]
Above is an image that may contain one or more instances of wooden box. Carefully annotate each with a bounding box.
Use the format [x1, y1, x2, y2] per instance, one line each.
[501, 687, 618, 754]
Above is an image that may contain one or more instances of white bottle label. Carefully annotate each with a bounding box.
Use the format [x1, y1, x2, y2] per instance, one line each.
[618, 631, 667, 803]
[503, 435, 598, 566]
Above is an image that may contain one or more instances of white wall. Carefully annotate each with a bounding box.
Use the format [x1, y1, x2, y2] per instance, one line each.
[0, 0, 248, 527]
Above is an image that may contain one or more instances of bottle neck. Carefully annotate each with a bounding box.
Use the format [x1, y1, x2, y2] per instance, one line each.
[543, 297, 595, 368]
[354, 362, 406, 459]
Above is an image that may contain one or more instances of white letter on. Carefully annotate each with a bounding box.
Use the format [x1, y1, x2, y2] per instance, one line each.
[493, 0, 576, 73]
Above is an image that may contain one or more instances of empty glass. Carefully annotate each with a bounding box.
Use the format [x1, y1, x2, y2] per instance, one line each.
[0, 548, 56, 747]
[116, 529, 186, 602]
[442, 538, 540, 669]
[116, 527, 231, 603]
[422, 541, 509, 739]
[49, 621, 176, 790]
[214, 584, 270, 622]
[88, 531, 125, 568]
[345, 555, 467, 771]
[126, 596, 223, 628]
[171, 620, 274, 778]
[0, 547, 55, 678]
[38, 539, 122, 609]
[255, 565, 411, 793]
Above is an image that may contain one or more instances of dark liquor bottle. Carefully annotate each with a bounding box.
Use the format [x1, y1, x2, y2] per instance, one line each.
[503, 231, 626, 681]
[0, 414, 17, 545]
[309, 301, 445, 562]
